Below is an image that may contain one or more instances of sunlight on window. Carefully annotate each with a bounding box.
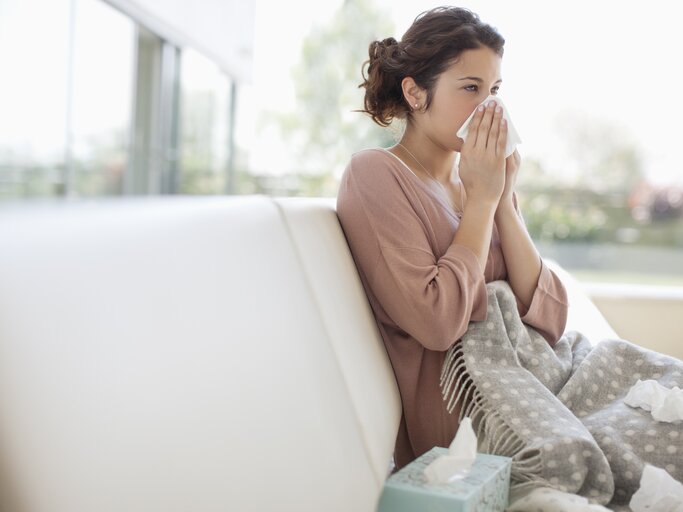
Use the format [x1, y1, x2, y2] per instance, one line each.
[71, 0, 134, 196]
[0, 0, 70, 198]
[179, 48, 232, 194]
[0, 0, 134, 199]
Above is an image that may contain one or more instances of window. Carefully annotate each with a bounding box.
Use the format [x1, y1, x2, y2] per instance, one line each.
[0, 0, 71, 198]
[70, 0, 135, 196]
[178, 49, 234, 195]
[0, 0, 240, 199]
[0, 0, 134, 199]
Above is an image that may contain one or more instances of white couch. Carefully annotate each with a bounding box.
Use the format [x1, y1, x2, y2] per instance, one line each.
[0, 194, 618, 512]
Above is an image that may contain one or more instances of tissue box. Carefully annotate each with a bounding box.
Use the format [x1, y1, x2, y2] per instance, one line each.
[377, 448, 512, 512]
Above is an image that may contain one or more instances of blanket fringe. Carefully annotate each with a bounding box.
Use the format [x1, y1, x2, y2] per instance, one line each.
[441, 342, 547, 493]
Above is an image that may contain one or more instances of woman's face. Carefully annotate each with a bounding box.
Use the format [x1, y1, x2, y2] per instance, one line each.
[421, 46, 503, 152]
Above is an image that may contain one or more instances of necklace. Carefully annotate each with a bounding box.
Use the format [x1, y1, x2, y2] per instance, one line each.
[397, 142, 465, 216]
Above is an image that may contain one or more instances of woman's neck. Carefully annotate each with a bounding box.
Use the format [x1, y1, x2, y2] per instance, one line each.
[396, 130, 457, 184]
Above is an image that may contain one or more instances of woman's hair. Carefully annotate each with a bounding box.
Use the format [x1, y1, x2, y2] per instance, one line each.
[358, 6, 505, 127]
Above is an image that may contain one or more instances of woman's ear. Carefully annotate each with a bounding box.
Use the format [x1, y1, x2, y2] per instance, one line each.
[401, 76, 425, 111]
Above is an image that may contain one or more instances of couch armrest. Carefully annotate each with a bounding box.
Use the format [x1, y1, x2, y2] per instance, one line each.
[543, 259, 619, 344]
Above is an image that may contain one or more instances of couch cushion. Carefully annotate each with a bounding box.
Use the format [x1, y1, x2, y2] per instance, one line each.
[273, 196, 401, 484]
[0, 196, 378, 512]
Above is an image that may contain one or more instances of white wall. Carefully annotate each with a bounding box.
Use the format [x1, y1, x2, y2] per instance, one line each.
[587, 285, 683, 361]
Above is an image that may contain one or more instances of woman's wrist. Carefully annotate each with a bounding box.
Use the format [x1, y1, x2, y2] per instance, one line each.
[455, 196, 497, 273]
[464, 195, 499, 216]
[495, 195, 516, 219]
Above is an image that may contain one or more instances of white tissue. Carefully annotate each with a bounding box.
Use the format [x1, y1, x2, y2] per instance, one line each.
[630, 464, 683, 512]
[507, 487, 612, 512]
[423, 416, 477, 484]
[456, 94, 522, 158]
[624, 379, 683, 423]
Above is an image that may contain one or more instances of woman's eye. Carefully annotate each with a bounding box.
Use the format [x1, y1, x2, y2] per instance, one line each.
[465, 85, 500, 94]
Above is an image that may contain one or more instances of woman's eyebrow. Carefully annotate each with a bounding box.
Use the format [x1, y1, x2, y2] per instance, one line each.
[458, 77, 503, 84]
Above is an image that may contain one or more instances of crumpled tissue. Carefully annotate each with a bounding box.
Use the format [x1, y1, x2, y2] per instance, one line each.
[630, 464, 683, 512]
[456, 94, 522, 158]
[624, 379, 683, 423]
[423, 416, 477, 484]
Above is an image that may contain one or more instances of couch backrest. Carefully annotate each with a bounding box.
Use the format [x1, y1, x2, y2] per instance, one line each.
[0, 195, 400, 512]
[274, 197, 402, 482]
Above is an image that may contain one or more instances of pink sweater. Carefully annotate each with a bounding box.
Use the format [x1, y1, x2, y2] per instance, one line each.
[336, 148, 569, 471]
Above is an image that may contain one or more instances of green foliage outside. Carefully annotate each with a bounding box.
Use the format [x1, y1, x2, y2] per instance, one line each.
[518, 185, 683, 247]
[515, 147, 682, 248]
[258, 0, 396, 197]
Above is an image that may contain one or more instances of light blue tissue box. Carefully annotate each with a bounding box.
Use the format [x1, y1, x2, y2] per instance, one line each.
[377, 447, 512, 512]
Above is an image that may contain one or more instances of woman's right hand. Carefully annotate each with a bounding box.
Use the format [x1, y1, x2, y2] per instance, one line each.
[458, 100, 508, 205]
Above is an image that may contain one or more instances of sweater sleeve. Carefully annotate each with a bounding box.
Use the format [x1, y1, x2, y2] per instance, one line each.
[517, 260, 569, 347]
[336, 152, 488, 352]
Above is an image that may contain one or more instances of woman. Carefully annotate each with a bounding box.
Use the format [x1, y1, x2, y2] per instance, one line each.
[336, 6, 569, 472]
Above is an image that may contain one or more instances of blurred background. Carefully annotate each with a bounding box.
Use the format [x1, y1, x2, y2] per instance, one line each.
[1, 0, 682, 287]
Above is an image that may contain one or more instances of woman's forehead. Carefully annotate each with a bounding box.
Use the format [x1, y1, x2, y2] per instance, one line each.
[444, 49, 502, 80]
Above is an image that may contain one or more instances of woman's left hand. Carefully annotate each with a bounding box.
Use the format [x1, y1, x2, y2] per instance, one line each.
[499, 148, 521, 207]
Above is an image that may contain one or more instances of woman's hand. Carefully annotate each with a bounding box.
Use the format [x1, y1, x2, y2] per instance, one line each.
[499, 148, 521, 207]
[458, 100, 508, 206]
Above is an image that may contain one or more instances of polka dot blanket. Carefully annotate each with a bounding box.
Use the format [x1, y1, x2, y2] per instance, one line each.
[440, 280, 683, 510]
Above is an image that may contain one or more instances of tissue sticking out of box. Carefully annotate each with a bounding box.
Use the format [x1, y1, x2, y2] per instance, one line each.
[423, 417, 477, 484]
[624, 379, 683, 423]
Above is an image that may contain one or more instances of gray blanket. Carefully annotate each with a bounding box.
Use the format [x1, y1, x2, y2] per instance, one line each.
[440, 280, 683, 510]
